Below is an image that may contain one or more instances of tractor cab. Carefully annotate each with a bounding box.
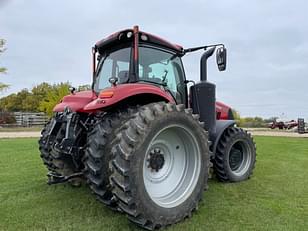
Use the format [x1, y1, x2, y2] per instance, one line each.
[92, 26, 228, 116]
[92, 26, 187, 104]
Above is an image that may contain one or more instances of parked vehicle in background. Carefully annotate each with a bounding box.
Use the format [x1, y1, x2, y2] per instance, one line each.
[268, 119, 298, 130]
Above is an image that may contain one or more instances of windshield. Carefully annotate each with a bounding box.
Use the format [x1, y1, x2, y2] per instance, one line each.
[94, 47, 131, 92]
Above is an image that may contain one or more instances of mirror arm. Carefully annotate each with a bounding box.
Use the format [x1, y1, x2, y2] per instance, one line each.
[183, 44, 224, 55]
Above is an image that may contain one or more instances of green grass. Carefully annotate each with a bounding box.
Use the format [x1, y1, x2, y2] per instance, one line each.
[0, 137, 307, 231]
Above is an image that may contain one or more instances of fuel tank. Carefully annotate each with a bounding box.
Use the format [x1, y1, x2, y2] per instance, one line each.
[190, 81, 234, 135]
[190, 81, 216, 135]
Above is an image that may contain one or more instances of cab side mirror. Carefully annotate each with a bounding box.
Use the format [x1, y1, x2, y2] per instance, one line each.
[216, 47, 227, 71]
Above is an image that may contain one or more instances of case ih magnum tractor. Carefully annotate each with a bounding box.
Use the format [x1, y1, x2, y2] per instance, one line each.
[39, 26, 256, 229]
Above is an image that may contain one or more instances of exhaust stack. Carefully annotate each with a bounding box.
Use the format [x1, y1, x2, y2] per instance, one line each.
[200, 47, 216, 82]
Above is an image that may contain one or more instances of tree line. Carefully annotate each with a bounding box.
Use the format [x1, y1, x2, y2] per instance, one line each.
[232, 110, 277, 128]
[0, 82, 90, 117]
[0, 39, 9, 91]
[0, 82, 275, 127]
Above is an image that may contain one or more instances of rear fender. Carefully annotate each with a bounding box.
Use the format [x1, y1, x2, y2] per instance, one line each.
[83, 83, 175, 111]
[210, 120, 236, 156]
[53, 90, 97, 113]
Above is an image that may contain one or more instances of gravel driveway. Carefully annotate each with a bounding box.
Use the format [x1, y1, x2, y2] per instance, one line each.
[247, 130, 308, 138]
[0, 131, 41, 138]
[0, 130, 307, 138]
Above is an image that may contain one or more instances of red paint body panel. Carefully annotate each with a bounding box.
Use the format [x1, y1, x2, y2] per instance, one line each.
[53, 85, 230, 121]
[83, 83, 175, 111]
[53, 84, 175, 113]
[53, 91, 97, 112]
[216, 101, 232, 120]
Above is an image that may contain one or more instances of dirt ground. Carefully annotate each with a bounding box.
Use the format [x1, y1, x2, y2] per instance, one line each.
[0, 128, 307, 138]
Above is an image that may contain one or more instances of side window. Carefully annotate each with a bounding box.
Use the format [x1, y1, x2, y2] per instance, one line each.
[139, 47, 182, 95]
[148, 62, 177, 92]
[95, 47, 131, 91]
[117, 61, 130, 83]
[98, 59, 112, 90]
[139, 64, 144, 78]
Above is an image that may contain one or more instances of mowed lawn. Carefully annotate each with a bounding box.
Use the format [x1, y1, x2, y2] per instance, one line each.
[0, 137, 307, 231]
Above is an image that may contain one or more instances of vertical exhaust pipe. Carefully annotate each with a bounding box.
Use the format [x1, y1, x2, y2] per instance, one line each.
[200, 47, 215, 82]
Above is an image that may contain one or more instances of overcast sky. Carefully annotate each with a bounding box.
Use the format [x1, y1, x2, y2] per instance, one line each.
[0, 0, 307, 119]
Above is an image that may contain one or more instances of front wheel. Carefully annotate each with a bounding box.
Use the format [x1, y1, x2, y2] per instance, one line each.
[214, 127, 256, 182]
[110, 103, 210, 229]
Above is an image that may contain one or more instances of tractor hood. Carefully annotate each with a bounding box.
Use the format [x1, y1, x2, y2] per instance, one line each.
[53, 90, 97, 112]
[216, 101, 234, 120]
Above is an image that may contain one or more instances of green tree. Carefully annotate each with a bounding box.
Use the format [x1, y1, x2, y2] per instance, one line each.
[25, 82, 53, 112]
[0, 82, 92, 114]
[0, 39, 9, 92]
[232, 109, 241, 124]
[0, 82, 69, 114]
[264, 117, 278, 123]
[39, 82, 70, 116]
[0, 93, 23, 111]
[32, 82, 52, 99]
[0, 89, 33, 111]
[78, 84, 91, 91]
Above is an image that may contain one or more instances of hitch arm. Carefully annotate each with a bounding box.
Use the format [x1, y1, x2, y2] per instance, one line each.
[47, 172, 83, 185]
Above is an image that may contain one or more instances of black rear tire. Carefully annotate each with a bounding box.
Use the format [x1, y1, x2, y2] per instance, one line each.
[84, 108, 136, 209]
[214, 127, 256, 182]
[110, 103, 210, 229]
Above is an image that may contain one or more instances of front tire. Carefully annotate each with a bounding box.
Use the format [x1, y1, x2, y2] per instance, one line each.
[214, 127, 256, 182]
[110, 103, 210, 229]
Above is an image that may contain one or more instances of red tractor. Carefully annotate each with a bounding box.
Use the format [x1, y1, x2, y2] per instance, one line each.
[39, 26, 256, 229]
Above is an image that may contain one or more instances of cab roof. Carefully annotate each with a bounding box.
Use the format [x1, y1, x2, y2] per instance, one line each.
[95, 27, 183, 54]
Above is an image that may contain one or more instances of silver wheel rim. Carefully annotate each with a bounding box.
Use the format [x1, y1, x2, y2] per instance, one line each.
[228, 140, 252, 176]
[143, 124, 201, 208]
